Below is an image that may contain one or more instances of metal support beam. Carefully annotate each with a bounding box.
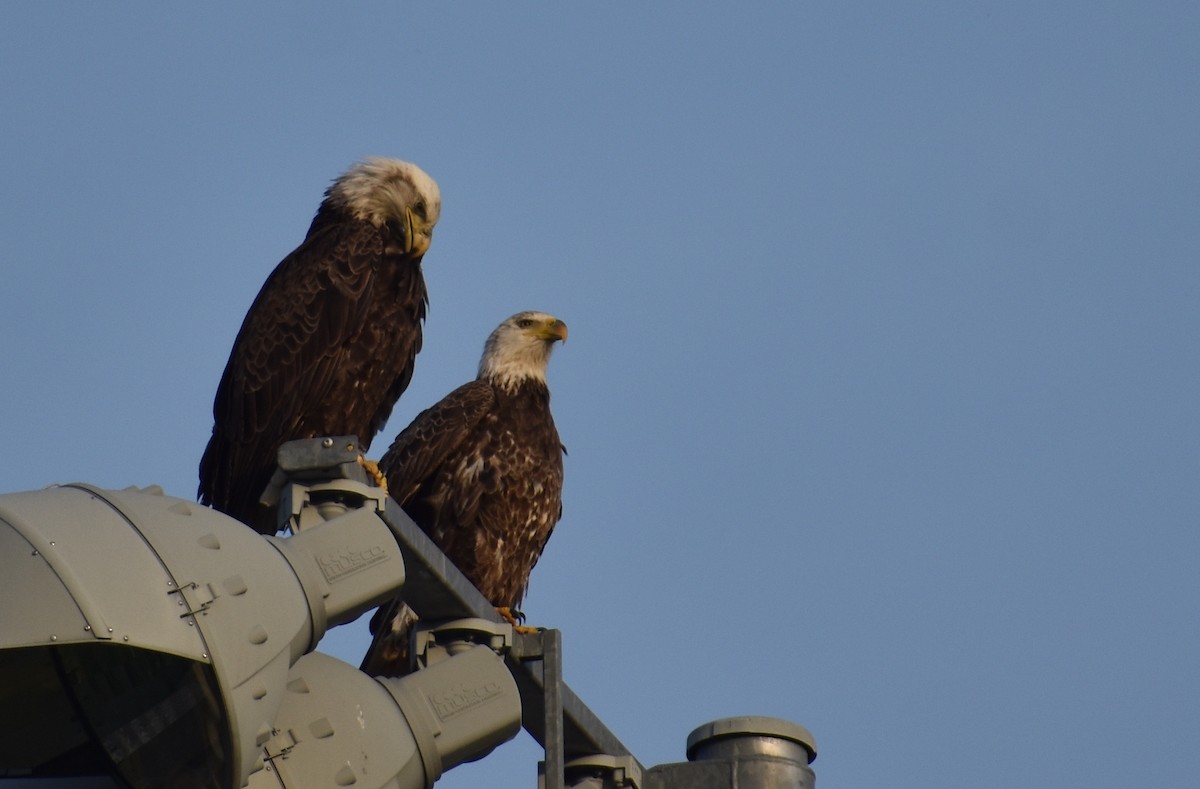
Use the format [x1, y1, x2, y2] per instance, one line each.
[370, 497, 644, 777]
[542, 629, 564, 789]
[507, 631, 635, 762]
[276, 439, 816, 788]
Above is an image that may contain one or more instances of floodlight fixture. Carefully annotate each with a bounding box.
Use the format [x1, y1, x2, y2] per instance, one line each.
[0, 480, 520, 788]
[0, 434, 819, 788]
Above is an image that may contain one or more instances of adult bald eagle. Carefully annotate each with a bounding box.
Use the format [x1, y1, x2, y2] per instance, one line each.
[361, 311, 567, 676]
[199, 158, 440, 533]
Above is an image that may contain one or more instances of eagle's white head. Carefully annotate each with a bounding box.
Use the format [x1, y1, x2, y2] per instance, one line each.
[479, 311, 568, 391]
[325, 157, 441, 257]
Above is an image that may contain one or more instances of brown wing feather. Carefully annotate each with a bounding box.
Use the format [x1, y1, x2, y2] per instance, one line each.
[379, 380, 495, 506]
[396, 382, 563, 605]
[199, 216, 426, 532]
[363, 380, 493, 676]
[363, 379, 564, 677]
[457, 384, 564, 607]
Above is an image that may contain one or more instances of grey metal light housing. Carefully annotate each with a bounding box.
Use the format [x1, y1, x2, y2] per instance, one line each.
[253, 646, 520, 788]
[0, 483, 520, 788]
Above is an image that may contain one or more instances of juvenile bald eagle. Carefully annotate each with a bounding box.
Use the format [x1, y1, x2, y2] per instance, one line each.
[199, 158, 440, 533]
[361, 311, 567, 676]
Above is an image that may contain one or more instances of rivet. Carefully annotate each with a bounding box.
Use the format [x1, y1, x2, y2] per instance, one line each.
[322, 438, 333, 448]
[84, 625, 91, 632]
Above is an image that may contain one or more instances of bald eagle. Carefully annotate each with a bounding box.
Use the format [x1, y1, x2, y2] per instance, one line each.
[199, 158, 441, 533]
[361, 311, 567, 676]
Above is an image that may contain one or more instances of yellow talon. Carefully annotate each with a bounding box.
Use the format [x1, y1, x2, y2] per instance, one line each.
[497, 606, 539, 634]
[358, 455, 389, 493]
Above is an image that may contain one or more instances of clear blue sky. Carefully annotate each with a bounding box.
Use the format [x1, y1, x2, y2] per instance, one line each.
[3, 4, 1198, 787]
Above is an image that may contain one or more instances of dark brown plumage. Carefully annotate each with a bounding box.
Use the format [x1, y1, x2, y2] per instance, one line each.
[199, 158, 440, 533]
[361, 311, 567, 676]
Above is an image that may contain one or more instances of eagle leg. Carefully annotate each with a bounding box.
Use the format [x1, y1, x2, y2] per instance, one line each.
[496, 605, 525, 624]
[357, 455, 389, 493]
[497, 606, 540, 634]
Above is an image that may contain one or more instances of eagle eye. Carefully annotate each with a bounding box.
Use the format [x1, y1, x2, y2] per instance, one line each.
[517, 318, 534, 328]
[411, 200, 426, 220]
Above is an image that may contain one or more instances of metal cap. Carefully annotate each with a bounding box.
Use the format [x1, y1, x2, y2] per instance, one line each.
[686, 716, 817, 765]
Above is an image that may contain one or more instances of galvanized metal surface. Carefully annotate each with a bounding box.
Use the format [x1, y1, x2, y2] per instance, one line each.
[374, 499, 645, 781]
[542, 629, 564, 789]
